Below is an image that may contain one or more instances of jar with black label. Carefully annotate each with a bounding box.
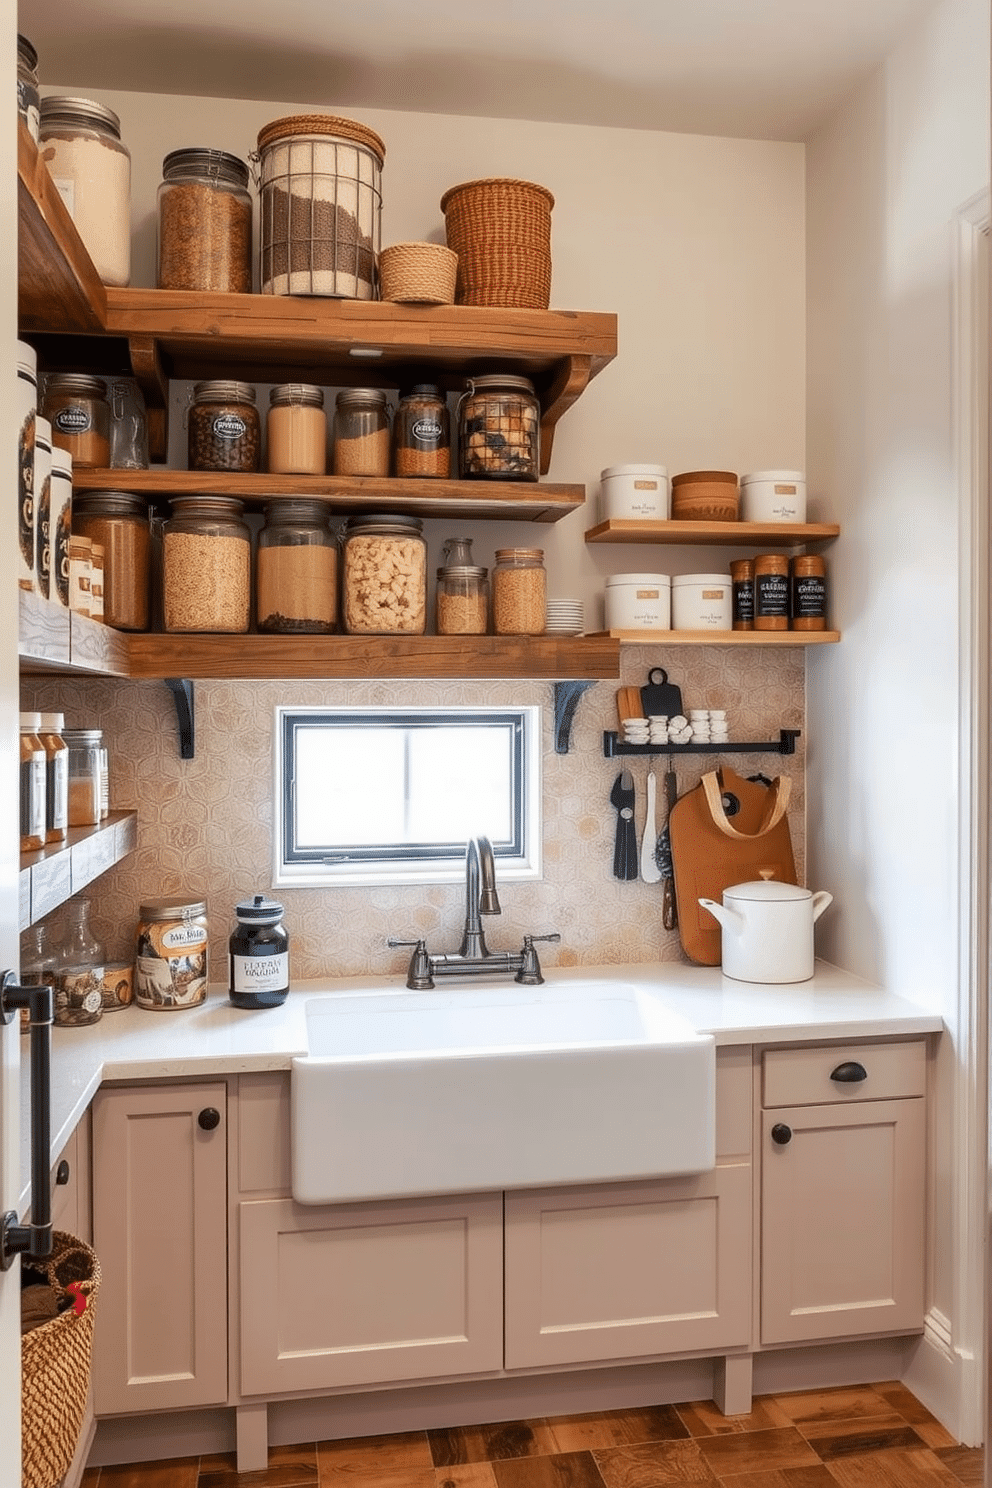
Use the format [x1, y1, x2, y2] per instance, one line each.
[790, 554, 828, 631]
[229, 895, 290, 1009]
[188, 380, 260, 472]
[394, 383, 450, 477]
[135, 899, 209, 1010]
[729, 557, 755, 631]
[43, 373, 110, 469]
[458, 374, 540, 481]
[753, 553, 790, 632]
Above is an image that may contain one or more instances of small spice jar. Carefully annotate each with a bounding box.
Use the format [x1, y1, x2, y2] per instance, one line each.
[163, 495, 251, 633]
[730, 557, 755, 631]
[17, 34, 39, 142]
[43, 373, 111, 469]
[72, 490, 151, 631]
[458, 375, 540, 481]
[332, 389, 390, 477]
[394, 383, 450, 477]
[157, 147, 252, 293]
[50, 448, 73, 608]
[135, 899, 209, 1011]
[492, 547, 546, 635]
[267, 384, 327, 474]
[19, 713, 46, 853]
[436, 565, 489, 635]
[342, 514, 426, 634]
[229, 895, 290, 1009]
[790, 554, 828, 631]
[753, 553, 790, 631]
[63, 728, 103, 828]
[39, 97, 131, 287]
[257, 499, 337, 633]
[188, 380, 260, 473]
[68, 534, 93, 616]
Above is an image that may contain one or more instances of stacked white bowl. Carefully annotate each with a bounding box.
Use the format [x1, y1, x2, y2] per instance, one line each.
[545, 599, 585, 635]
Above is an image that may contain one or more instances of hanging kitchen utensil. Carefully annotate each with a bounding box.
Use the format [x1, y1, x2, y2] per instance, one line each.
[639, 667, 683, 719]
[610, 769, 637, 880]
[640, 768, 661, 883]
[657, 763, 678, 929]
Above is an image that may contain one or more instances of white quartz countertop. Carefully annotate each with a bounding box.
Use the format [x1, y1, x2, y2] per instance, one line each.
[20, 960, 943, 1213]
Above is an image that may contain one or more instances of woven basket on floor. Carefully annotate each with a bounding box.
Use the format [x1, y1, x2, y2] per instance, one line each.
[378, 241, 458, 304]
[439, 177, 554, 309]
[22, 1232, 101, 1488]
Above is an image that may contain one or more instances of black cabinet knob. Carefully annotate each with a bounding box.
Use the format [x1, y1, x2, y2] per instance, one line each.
[830, 1061, 868, 1083]
[197, 1107, 221, 1131]
[55, 1160, 70, 1187]
[771, 1123, 793, 1146]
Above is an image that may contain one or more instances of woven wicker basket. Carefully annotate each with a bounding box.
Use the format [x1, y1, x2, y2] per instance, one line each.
[22, 1232, 101, 1488]
[379, 242, 458, 304]
[439, 178, 554, 309]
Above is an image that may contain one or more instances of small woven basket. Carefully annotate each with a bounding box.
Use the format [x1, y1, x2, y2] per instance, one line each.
[22, 1232, 101, 1488]
[378, 242, 458, 304]
[440, 178, 554, 309]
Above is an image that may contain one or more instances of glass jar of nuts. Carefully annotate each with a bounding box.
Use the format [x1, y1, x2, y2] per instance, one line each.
[188, 380, 260, 472]
[342, 514, 426, 634]
[492, 547, 546, 635]
[457, 374, 540, 481]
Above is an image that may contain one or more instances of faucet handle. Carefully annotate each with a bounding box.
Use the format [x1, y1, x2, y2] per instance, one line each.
[386, 938, 434, 990]
[524, 934, 561, 946]
[515, 933, 560, 986]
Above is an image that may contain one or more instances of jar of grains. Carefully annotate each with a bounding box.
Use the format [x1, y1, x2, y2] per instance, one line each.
[342, 514, 426, 634]
[72, 490, 151, 631]
[188, 380, 260, 472]
[63, 728, 103, 828]
[157, 147, 252, 293]
[267, 384, 327, 475]
[458, 375, 540, 481]
[332, 388, 390, 476]
[163, 495, 251, 633]
[492, 547, 546, 635]
[257, 499, 337, 633]
[39, 96, 131, 286]
[42, 373, 110, 468]
[135, 899, 209, 1011]
[436, 564, 489, 635]
[17, 34, 40, 142]
[393, 383, 450, 477]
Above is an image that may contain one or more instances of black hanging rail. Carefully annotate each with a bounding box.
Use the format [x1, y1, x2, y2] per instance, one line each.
[603, 728, 800, 758]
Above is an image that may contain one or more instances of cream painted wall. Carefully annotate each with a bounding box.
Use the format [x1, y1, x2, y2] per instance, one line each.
[805, 0, 990, 1443]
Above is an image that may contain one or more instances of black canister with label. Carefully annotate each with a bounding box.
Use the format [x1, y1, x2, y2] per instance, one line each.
[229, 894, 290, 1008]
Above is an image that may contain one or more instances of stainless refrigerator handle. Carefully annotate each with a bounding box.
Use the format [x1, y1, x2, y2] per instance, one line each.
[0, 970, 53, 1270]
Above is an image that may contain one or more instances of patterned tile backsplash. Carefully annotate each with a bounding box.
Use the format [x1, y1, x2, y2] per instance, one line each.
[24, 646, 805, 979]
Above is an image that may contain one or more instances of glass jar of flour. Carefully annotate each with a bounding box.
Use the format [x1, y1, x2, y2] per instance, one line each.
[39, 96, 131, 286]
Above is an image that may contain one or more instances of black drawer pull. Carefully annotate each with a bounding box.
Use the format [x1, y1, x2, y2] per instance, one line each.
[198, 1107, 221, 1131]
[830, 1061, 868, 1083]
[55, 1160, 70, 1187]
[771, 1123, 792, 1146]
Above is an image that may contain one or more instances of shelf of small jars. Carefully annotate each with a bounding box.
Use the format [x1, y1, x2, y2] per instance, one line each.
[18, 591, 130, 678]
[124, 633, 621, 682]
[71, 469, 585, 523]
[588, 629, 841, 646]
[17, 122, 106, 335]
[584, 519, 841, 547]
[19, 811, 138, 929]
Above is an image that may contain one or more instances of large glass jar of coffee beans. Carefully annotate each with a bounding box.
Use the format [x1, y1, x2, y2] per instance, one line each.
[457, 374, 539, 481]
[188, 380, 260, 472]
[163, 495, 251, 633]
[157, 148, 252, 293]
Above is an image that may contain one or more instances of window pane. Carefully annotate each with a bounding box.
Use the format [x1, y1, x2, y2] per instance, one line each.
[407, 726, 513, 843]
[295, 727, 406, 846]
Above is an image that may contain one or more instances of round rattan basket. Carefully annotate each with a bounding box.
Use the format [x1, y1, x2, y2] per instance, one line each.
[439, 178, 554, 309]
[22, 1232, 101, 1488]
[378, 242, 458, 304]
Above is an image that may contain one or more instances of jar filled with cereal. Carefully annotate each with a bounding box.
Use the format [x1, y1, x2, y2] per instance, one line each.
[492, 547, 546, 635]
[163, 495, 251, 633]
[342, 514, 426, 634]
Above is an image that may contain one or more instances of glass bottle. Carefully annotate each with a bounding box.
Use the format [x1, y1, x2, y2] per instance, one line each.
[267, 384, 327, 475]
[393, 383, 450, 477]
[257, 499, 337, 633]
[342, 514, 426, 634]
[492, 547, 547, 635]
[436, 535, 488, 634]
[332, 389, 390, 477]
[187, 381, 260, 473]
[228, 895, 290, 1009]
[163, 495, 251, 633]
[19, 713, 46, 853]
[72, 490, 152, 631]
[458, 374, 540, 481]
[39, 96, 131, 287]
[38, 711, 69, 845]
[54, 898, 105, 1028]
[19, 923, 56, 1033]
[43, 373, 111, 469]
[157, 148, 252, 294]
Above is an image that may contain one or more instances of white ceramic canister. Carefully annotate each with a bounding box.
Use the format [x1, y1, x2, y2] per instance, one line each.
[32, 417, 52, 598]
[600, 464, 669, 521]
[604, 573, 671, 631]
[698, 880, 833, 984]
[49, 448, 73, 608]
[671, 572, 732, 631]
[17, 341, 37, 594]
[740, 469, 807, 523]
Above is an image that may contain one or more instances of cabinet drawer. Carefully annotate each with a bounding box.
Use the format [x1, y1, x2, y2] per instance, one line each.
[763, 1039, 926, 1108]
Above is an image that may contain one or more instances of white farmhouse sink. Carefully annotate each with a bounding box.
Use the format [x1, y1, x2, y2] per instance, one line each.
[291, 979, 715, 1204]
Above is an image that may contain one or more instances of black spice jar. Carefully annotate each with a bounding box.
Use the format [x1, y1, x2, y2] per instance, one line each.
[229, 894, 290, 1008]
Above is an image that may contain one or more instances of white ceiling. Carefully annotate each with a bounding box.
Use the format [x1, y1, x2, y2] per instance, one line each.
[21, 0, 935, 142]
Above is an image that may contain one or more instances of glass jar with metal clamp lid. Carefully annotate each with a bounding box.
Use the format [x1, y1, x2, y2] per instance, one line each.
[457, 374, 540, 481]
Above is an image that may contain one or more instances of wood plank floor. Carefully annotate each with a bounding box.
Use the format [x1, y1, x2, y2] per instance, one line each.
[79, 1383, 985, 1488]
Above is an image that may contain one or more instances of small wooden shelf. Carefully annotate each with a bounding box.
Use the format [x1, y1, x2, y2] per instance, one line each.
[585, 519, 840, 547]
[72, 468, 584, 523]
[19, 812, 138, 927]
[591, 630, 840, 646]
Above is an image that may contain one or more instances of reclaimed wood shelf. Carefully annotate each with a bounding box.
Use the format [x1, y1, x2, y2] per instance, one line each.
[585, 519, 840, 547]
[19, 812, 138, 928]
[72, 468, 584, 523]
[589, 629, 841, 646]
[17, 122, 106, 335]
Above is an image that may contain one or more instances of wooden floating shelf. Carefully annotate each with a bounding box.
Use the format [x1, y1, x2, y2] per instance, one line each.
[585, 519, 840, 546]
[18, 590, 130, 677]
[589, 630, 841, 646]
[19, 812, 137, 927]
[72, 468, 584, 523]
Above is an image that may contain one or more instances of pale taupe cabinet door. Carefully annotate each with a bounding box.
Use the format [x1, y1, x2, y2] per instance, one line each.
[91, 1082, 229, 1414]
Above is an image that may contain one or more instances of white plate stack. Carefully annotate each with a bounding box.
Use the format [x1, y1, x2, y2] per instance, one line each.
[545, 599, 585, 635]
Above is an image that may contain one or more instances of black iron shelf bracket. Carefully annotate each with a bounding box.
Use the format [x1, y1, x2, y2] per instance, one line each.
[165, 678, 195, 759]
[553, 680, 598, 754]
[603, 727, 801, 758]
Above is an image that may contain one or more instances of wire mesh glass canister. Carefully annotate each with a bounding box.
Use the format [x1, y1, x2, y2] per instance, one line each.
[256, 114, 385, 299]
[457, 374, 540, 481]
